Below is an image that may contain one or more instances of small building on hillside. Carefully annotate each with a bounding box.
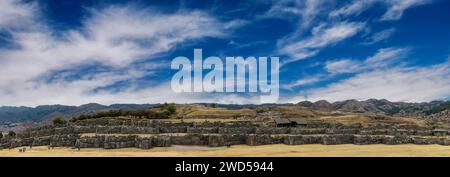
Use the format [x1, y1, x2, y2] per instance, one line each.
[289, 118, 307, 127]
[274, 118, 308, 127]
[274, 118, 291, 127]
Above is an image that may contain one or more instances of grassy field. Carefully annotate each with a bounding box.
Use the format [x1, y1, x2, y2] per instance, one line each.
[169, 104, 256, 119]
[1, 144, 450, 157]
[317, 114, 428, 127]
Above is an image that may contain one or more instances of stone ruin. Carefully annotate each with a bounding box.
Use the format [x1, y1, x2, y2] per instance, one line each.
[1, 117, 450, 150]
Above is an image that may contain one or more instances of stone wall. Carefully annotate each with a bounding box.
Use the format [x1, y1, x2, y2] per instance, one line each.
[1, 118, 450, 150]
[3, 133, 450, 149]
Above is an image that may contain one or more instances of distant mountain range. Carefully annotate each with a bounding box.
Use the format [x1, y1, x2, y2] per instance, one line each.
[1, 99, 450, 124]
[0, 103, 155, 123]
[297, 99, 450, 119]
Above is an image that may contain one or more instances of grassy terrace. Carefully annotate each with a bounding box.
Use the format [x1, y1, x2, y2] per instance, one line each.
[316, 114, 429, 127]
[67, 103, 438, 129]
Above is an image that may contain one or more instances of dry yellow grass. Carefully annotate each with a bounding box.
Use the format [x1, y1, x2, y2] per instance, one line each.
[186, 109, 256, 119]
[1, 144, 450, 157]
[318, 114, 428, 127]
[164, 118, 248, 123]
[318, 115, 371, 125]
[170, 104, 256, 119]
[272, 106, 317, 118]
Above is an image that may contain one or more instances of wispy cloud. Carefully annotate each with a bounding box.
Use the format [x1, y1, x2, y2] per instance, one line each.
[269, 0, 433, 66]
[291, 61, 450, 102]
[329, 0, 377, 18]
[279, 22, 365, 65]
[0, 1, 240, 106]
[0, 0, 445, 106]
[0, 0, 38, 29]
[287, 47, 450, 103]
[381, 0, 433, 21]
[325, 59, 361, 74]
[362, 28, 396, 45]
[265, 0, 331, 29]
[282, 74, 327, 90]
[284, 47, 409, 90]
[365, 47, 409, 64]
[330, 0, 433, 21]
[325, 47, 410, 74]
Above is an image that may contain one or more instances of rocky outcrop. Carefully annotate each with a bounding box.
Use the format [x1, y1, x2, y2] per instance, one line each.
[294, 99, 450, 119]
[426, 109, 450, 120]
[312, 100, 334, 111]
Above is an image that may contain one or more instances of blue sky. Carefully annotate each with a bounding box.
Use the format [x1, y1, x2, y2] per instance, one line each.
[1, 0, 450, 106]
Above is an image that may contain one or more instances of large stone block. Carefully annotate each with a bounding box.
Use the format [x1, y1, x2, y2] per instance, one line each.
[284, 135, 323, 145]
[246, 134, 285, 146]
[218, 127, 255, 134]
[290, 128, 326, 135]
[152, 135, 171, 147]
[187, 127, 218, 134]
[321, 134, 354, 145]
[255, 127, 290, 134]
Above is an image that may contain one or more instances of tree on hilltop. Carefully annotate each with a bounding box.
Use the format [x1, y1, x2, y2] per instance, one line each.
[166, 104, 177, 115]
[53, 117, 67, 126]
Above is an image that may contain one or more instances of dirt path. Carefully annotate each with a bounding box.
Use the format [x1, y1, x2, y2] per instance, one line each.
[1, 144, 450, 157]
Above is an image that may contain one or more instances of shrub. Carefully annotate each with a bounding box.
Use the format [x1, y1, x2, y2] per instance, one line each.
[165, 104, 177, 115]
[70, 105, 178, 122]
[0, 132, 3, 139]
[8, 131, 16, 137]
[52, 117, 67, 126]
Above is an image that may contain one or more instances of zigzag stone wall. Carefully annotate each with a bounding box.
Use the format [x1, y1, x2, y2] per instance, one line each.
[1, 117, 450, 149]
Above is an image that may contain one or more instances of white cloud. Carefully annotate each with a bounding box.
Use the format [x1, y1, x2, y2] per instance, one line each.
[325, 59, 361, 74]
[279, 22, 365, 65]
[271, 0, 433, 65]
[363, 28, 396, 45]
[324, 47, 409, 74]
[0, 0, 38, 29]
[282, 75, 326, 90]
[290, 48, 450, 103]
[365, 47, 409, 64]
[291, 61, 450, 102]
[0, 1, 241, 106]
[0, 80, 263, 106]
[284, 47, 409, 90]
[265, 0, 341, 65]
[266, 0, 330, 29]
[329, 0, 377, 18]
[381, 0, 433, 21]
[0, 0, 443, 106]
[330, 0, 433, 21]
